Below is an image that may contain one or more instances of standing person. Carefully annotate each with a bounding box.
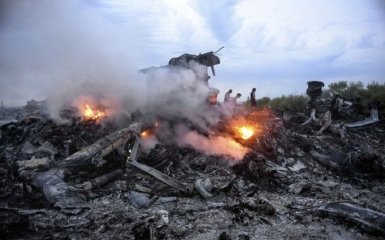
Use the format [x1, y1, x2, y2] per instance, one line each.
[250, 88, 257, 107]
[224, 93, 242, 116]
[224, 89, 232, 103]
[234, 93, 242, 104]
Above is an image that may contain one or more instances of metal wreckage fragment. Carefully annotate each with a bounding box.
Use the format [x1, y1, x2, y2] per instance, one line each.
[287, 201, 385, 234]
[302, 81, 380, 139]
[3, 50, 384, 239]
[30, 121, 193, 210]
[345, 102, 380, 128]
[30, 123, 140, 208]
[316, 202, 385, 234]
[31, 122, 145, 209]
[126, 137, 193, 193]
[26, 49, 224, 210]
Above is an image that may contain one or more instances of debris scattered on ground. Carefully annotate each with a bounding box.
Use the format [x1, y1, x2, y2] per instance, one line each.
[1, 96, 384, 240]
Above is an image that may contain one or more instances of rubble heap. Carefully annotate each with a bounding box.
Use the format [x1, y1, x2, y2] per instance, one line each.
[0, 100, 384, 240]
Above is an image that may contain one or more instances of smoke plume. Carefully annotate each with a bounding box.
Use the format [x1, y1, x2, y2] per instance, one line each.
[0, 0, 248, 159]
[178, 130, 248, 160]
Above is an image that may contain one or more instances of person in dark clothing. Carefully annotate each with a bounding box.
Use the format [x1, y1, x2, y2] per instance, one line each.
[250, 88, 257, 107]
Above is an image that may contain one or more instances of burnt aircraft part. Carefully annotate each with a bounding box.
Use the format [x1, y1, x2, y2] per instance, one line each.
[127, 138, 192, 193]
[138, 49, 221, 85]
[302, 81, 381, 138]
[128, 160, 192, 193]
[140, 50, 221, 81]
[59, 122, 143, 171]
[31, 123, 145, 209]
[168, 51, 220, 76]
[31, 168, 88, 210]
[306, 81, 324, 99]
[316, 202, 385, 234]
[167, 52, 219, 84]
[1, 95, 385, 239]
[77, 169, 124, 191]
[345, 103, 380, 128]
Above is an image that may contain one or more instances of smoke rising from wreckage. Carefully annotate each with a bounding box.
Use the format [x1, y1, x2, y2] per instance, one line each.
[1, 51, 385, 240]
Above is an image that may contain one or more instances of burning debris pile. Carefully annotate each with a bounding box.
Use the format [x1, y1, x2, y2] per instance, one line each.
[2, 1, 384, 238]
[1, 95, 384, 240]
[1, 49, 384, 239]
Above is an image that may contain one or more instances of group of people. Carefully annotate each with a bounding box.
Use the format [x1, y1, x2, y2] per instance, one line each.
[224, 88, 257, 107]
[221, 88, 256, 116]
[224, 89, 240, 105]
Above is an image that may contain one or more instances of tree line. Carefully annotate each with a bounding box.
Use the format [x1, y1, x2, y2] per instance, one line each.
[247, 81, 385, 113]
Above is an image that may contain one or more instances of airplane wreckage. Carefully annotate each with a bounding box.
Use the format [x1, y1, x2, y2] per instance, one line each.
[0, 50, 385, 239]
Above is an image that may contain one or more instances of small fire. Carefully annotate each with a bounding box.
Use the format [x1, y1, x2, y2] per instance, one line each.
[238, 126, 255, 140]
[229, 117, 261, 142]
[140, 130, 150, 138]
[140, 121, 160, 139]
[83, 104, 105, 121]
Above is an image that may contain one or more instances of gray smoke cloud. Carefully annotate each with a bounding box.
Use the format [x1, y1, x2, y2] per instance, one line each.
[0, 0, 141, 107]
[175, 124, 248, 160]
[0, 0, 249, 158]
[0, 1, 214, 123]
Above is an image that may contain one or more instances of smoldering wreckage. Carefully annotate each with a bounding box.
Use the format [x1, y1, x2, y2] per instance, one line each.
[1, 51, 385, 240]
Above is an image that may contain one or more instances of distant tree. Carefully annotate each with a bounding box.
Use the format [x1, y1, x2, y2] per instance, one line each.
[346, 81, 364, 99]
[265, 80, 384, 114]
[257, 97, 271, 108]
[328, 81, 364, 99]
[328, 81, 348, 94]
[269, 94, 308, 113]
[328, 80, 384, 109]
[366, 81, 385, 108]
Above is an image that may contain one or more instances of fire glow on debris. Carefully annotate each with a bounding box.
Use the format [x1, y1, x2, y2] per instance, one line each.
[237, 126, 255, 140]
[83, 104, 105, 121]
[180, 131, 249, 160]
[230, 118, 262, 142]
[178, 109, 273, 160]
[229, 109, 273, 142]
[140, 130, 150, 138]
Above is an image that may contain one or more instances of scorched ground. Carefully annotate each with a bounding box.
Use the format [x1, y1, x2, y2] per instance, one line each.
[0, 100, 385, 240]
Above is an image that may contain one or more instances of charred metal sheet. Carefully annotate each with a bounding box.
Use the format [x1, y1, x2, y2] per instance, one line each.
[31, 122, 145, 209]
[59, 122, 143, 171]
[77, 169, 124, 191]
[127, 137, 192, 193]
[317, 202, 385, 234]
[346, 107, 379, 128]
[127, 160, 192, 193]
[31, 168, 88, 210]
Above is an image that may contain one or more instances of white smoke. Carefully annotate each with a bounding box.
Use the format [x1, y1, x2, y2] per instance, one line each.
[0, 1, 214, 122]
[0, 0, 142, 109]
[0, 0, 245, 158]
[175, 125, 248, 160]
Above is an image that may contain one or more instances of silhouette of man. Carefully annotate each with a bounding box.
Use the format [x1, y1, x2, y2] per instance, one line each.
[250, 88, 257, 107]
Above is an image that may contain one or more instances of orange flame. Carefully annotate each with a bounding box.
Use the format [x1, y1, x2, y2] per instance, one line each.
[140, 130, 150, 138]
[83, 104, 105, 121]
[238, 126, 255, 140]
[229, 117, 261, 142]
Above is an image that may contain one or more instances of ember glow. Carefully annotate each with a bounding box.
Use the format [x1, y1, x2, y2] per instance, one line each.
[229, 118, 262, 142]
[83, 104, 105, 121]
[140, 130, 150, 138]
[238, 126, 255, 140]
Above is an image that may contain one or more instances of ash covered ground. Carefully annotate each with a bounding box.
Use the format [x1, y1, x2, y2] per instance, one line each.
[1, 100, 385, 240]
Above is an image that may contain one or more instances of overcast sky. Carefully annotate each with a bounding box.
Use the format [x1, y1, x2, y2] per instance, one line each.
[1, 0, 385, 105]
[98, 0, 385, 98]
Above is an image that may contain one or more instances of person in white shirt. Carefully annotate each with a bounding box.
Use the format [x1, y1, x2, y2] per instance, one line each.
[224, 89, 232, 103]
